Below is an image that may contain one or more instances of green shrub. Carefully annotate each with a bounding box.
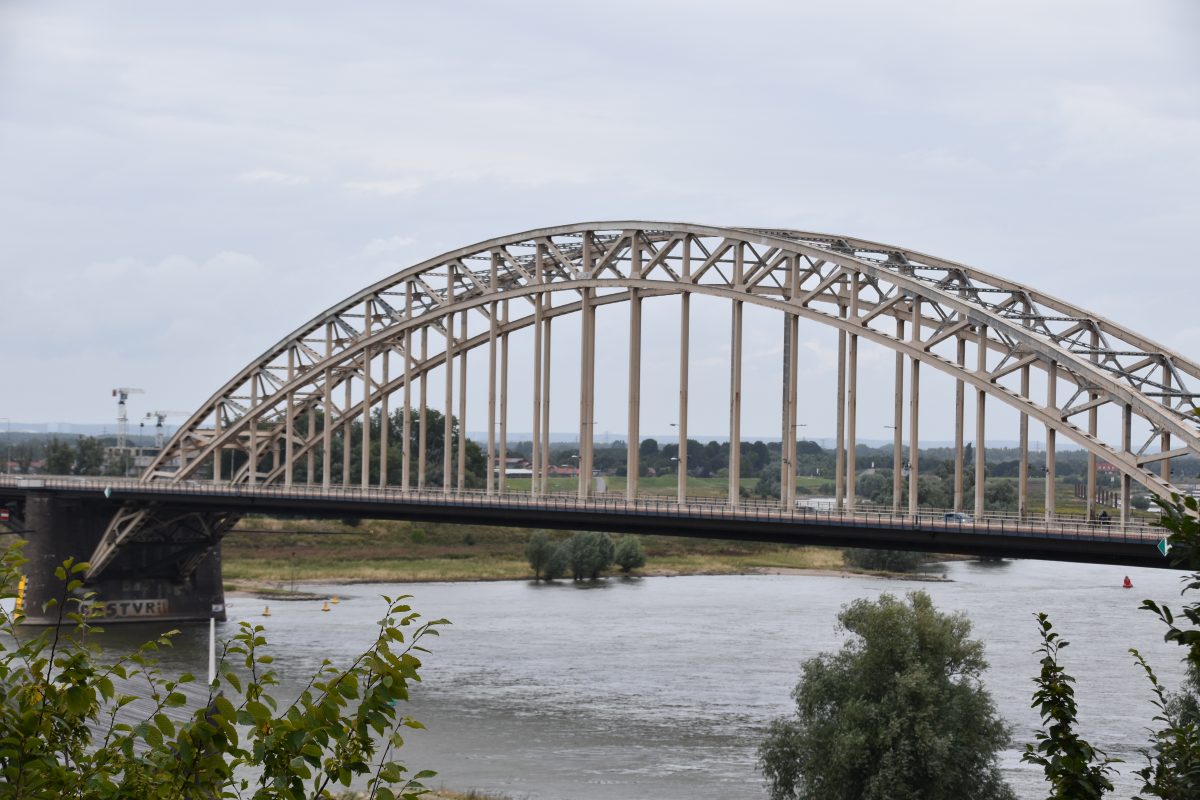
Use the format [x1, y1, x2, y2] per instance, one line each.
[613, 536, 646, 574]
[0, 540, 445, 799]
[842, 547, 925, 572]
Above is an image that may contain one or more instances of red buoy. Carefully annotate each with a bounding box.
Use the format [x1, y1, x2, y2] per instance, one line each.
[1123, 576, 1133, 589]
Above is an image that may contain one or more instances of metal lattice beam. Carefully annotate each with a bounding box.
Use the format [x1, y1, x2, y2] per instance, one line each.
[85, 223, 1200, 580]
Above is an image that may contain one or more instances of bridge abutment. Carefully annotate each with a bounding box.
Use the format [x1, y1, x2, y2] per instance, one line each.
[19, 493, 226, 626]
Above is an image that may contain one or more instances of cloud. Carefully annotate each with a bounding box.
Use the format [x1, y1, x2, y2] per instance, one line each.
[362, 235, 415, 257]
[341, 179, 423, 197]
[236, 169, 310, 186]
[3, 0, 1198, 430]
[1052, 84, 1200, 165]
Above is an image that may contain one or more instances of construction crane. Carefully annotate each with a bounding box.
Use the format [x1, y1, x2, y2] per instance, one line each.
[112, 388, 144, 449]
[143, 411, 188, 450]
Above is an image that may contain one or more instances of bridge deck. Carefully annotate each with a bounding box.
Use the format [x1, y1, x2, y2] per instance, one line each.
[0, 476, 1176, 570]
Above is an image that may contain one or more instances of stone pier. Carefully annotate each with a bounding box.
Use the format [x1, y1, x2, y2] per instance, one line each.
[18, 492, 226, 625]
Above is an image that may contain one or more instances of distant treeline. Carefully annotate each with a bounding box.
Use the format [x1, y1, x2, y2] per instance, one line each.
[7, 413, 1197, 504]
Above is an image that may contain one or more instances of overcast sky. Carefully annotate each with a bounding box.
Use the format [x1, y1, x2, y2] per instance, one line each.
[2, 1, 1197, 442]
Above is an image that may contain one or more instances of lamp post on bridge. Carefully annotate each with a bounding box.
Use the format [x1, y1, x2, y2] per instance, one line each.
[0, 418, 9, 474]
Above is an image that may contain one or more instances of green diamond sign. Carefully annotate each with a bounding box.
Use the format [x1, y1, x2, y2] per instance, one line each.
[1158, 538, 1172, 557]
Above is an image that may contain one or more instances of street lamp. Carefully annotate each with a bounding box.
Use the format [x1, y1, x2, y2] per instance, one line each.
[0, 418, 9, 474]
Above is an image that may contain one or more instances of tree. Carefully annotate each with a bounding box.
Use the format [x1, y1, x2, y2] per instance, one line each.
[45, 437, 74, 475]
[0, 540, 444, 799]
[613, 536, 646, 574]
[842, 547, 925, 573]
[985, 480, 1018, 512]
[754, 465, 781, 499]
[544, 543, 569, 581]
[566, 531, 614, 580]
[526, 531, 557, 581]
[103, 448, 134, 477]
[759, 591, 1014, 800]
[73, 436, 106, 476]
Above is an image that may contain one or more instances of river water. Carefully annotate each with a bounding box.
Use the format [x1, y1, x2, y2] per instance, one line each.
[96, 559, 1190, 799]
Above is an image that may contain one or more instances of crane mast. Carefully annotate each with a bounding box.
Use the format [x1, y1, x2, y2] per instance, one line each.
[112, 387, 144, 449]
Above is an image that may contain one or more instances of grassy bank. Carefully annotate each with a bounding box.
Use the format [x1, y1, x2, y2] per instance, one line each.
[221, 516, 851, 589]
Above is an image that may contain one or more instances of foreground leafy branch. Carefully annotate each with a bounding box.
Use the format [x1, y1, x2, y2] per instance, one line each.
[1022, 613, 1116, 799]
[1129, 493, 1200, 798]
[0, 540, 447, 799]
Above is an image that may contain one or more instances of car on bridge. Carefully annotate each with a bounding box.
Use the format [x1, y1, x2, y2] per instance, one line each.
[943, 512, 972, 523]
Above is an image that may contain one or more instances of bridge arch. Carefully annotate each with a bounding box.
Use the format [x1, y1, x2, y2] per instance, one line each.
[88, 222, 1200, 578]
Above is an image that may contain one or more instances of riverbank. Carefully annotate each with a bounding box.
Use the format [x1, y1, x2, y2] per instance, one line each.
[221, 516, 949, 595]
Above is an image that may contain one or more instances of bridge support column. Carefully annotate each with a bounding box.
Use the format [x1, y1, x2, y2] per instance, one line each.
[1045, 359, 1058, 521]
[214, 409, 223, 483]
[1122, 402, 1133, 527]
[954, 337, 965, 512]
[530, 285, 542, 498]
[443, 310, 454, 494]
[306, 404, 316, 485]
[248, 378, 258, 487]
[418, 328, 428, 490]
[361, 349, 372, 491]
[540, 317, 552, 496]
[342, 378, 352, 486]
[579, 287, 595, 500]
[781, 311, 798, 509]
[678, 291, 690, 505]
[892, 318, 905, 514]
[729, 298, 743, 508]
[1162, 364, 1173, 487]
[627, 287, 642, 500]
[457, 311, 469, 492]
[499, 301, 510, 493]
[285, 390, 295, 488]
[1087, 328, 1099, 520]
[323, 322, 333, 488]
[1019, 365, 1030, 518]
[379, 353, 389, 488]
[834, 305, 846, 511]
[20, 494, 226, 626]
[488, 300, 498, 495]
[402, 329, 413, 493]
[908, 299, 921, 517]
[975, 324, 987, 519]
[846, 274, 859, 510]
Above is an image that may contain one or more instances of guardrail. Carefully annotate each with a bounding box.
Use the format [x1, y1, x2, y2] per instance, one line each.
[0, 474, 1166, 546]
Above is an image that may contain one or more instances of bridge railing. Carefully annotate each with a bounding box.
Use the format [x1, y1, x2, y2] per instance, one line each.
[0, 475, 1169, 547]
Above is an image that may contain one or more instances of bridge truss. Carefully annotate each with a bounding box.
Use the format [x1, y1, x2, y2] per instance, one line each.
[88, 223, 1200, 579]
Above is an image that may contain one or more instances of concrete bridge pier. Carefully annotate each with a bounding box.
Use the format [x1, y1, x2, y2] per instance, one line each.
[18, 492, 227, 626]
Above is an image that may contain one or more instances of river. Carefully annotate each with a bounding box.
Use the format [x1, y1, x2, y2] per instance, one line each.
[94, 558, 1189, 799]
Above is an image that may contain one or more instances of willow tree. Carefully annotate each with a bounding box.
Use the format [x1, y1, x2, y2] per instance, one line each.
[759, 591, 1014, 800]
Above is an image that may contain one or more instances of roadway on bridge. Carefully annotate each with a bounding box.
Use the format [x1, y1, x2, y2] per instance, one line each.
[0, 476, 1175, 570]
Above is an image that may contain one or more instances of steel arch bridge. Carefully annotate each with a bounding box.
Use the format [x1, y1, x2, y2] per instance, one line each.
[89, 222, 1200, 579]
